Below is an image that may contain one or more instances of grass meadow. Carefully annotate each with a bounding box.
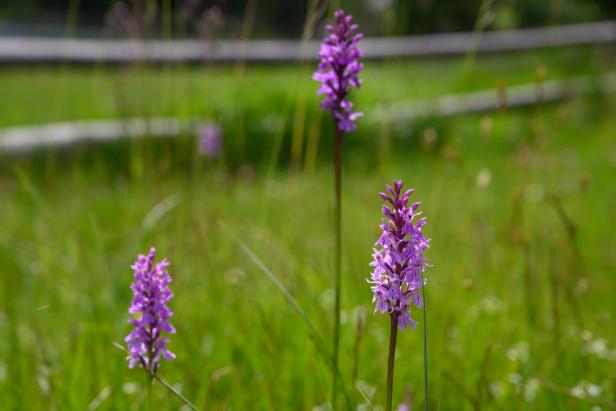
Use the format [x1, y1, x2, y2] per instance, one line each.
[1, 46, 615, 410]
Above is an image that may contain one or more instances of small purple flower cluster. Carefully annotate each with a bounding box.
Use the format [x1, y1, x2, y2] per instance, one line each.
[125, 247, 176, 374]
[313, 9, 363, 133]
[198, 122, 223, 158]
[369, 181, 430, 329]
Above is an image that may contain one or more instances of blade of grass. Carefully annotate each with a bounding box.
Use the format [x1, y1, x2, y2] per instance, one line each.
[219, 221, 323, 341]
[463, 0, 494, 73]
[141, 193, 182, 233]
[113, 343, 201, 411]
[86, 386, 112, 411]
[356, 383, 376, 411]
[151, 374, 201, 411]
[218, 220, 354, 410]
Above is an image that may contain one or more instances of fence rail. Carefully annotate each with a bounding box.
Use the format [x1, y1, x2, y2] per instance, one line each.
[0, 20, 614, 64]
[2, 71, 615, 154]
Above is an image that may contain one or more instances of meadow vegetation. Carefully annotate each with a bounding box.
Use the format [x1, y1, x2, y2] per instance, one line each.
[0, 46, 615, 410]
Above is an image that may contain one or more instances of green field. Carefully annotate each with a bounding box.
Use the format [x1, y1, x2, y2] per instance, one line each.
[1, 47, 615, 410]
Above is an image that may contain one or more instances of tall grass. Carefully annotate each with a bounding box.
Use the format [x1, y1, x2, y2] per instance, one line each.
[0, 45, 614, 409]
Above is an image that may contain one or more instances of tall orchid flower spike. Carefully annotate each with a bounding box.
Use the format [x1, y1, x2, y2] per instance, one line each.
[125, 247, 176, 375]
[369, 180, 430, 329]
[314, 9, 363, 132]
[368, 181, 430, 411]
[314, 9, 364, 409]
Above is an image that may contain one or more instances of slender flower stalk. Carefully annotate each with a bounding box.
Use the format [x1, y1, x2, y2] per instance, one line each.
[368, 181, 430, 411]
[422, 279, 430, 411]
[314, 10, 363, 408]
[125, 247, 176, 375]
[386, 311, 399, 411]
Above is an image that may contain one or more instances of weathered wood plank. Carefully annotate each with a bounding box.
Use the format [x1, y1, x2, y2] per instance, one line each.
[1, 72, 614, 154]
[0, 21, 614, 64]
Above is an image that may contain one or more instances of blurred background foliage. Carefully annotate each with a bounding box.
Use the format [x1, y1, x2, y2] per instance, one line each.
[1, 0, 616, 38]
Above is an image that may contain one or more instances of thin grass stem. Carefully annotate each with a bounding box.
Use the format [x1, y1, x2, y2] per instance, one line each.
[113, 343, 202, 411]
[356, 384, 376, 411]
[219, 221, 323, 342]
[218, 221, 354, 410]
[422, 277, 430, 411]
[151, 374, 201, 411]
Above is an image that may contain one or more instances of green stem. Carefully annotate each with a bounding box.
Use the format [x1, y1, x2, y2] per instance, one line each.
[422, 277, 430, 411]
[332, 124, 342, 409]
[151, 373, 201, 411]
[146, 372, 152, 411]
[386, 312, 399, 411]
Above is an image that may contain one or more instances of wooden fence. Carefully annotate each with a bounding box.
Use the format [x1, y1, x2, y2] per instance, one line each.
[2, 71, 614, 153]
[0, 20, 614, 64]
